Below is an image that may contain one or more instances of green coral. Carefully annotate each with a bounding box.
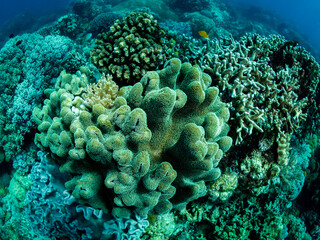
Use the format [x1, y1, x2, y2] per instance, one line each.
[91, 12, 177, 85]
[237, 150, 278, 196]
[142, 212, 183, 240]
[33, 58, 232, 217]
[152, 193, 306, 240]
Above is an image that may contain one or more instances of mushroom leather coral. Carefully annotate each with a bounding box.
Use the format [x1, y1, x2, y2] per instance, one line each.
[33, 58, 232, 217]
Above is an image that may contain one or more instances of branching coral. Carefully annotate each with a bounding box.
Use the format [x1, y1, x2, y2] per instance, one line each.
[203, 34, 312, 147]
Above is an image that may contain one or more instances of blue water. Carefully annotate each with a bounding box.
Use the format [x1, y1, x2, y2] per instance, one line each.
[1, 0, 319, 55]
[226, 0, 320, 54]
[0, 0, 72, 27]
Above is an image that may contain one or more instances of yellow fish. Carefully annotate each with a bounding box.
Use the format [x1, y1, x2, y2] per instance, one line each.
[198, 30, 209, 38]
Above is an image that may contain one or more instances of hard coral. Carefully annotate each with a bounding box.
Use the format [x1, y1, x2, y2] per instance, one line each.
[91, 12, 177, 86]
[33, 58, 232, 217]
[204, 34, 313, 147]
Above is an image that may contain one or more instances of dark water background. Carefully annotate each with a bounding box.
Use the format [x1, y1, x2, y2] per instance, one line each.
[0, 0, 72, 25]
[0, 0, 319, 55]
[0, 0, 72, 31]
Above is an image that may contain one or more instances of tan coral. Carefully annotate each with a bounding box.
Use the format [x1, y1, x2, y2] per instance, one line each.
[203, 34, 312, 148]
[82, 73, 119, 108]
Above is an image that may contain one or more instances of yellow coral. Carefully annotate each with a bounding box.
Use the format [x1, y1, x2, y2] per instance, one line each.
[83, 73, 119, 108]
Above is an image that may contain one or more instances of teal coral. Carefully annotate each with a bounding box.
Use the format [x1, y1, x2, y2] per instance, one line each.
[0, 171, 35, 240]
[0, 33, 78, 162]
[33, 58, 232, 217]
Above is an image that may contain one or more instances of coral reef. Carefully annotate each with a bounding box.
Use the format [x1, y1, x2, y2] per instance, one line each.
[33, 58, 232, 217]
[25, 152, 89, 239]
[1, 0, 320, 237]
[103, 213, 149, 240]
[160, 21, 193, 37]
[142, 192, 311, 240]
[166, 0, 211, 12]
[111, 0, 178, 21]
[53, 14, 82, 39]
[12, 147, 37, 176]
[25, 151, 118, 240]
[0, 169, 34, 239]
[142, 212, 182, 239]
[237, 150, 277, 196]
[89, 12, 123, 37]
[279, 137, 311, 201]
[71, 0, 113, 20]
[208, 171, 238, 201]
[91, 12, 177, 85]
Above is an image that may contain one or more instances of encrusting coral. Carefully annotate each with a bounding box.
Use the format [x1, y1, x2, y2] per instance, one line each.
[33, 58, 232, 218]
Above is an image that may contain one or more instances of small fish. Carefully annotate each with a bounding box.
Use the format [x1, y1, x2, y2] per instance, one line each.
[304, 171, 307, 177]
[9, 33, 15, 38]
[198, 30, 209, 38]
[83, 33, 92, 42]
[15, 40, 22, 46]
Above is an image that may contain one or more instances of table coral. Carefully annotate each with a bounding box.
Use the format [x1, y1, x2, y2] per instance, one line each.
[33, 58, 232, 217]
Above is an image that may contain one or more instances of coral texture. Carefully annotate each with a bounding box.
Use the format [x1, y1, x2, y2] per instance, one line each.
[89, 12, 122, 37]
[0, 33, 78, 162]
[91, 12, 177, 85]
[83, 73, 119, 108]
[203, 34, 314, 146]
[33, 58, 232, 217]
[25, 151, 144, 240]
